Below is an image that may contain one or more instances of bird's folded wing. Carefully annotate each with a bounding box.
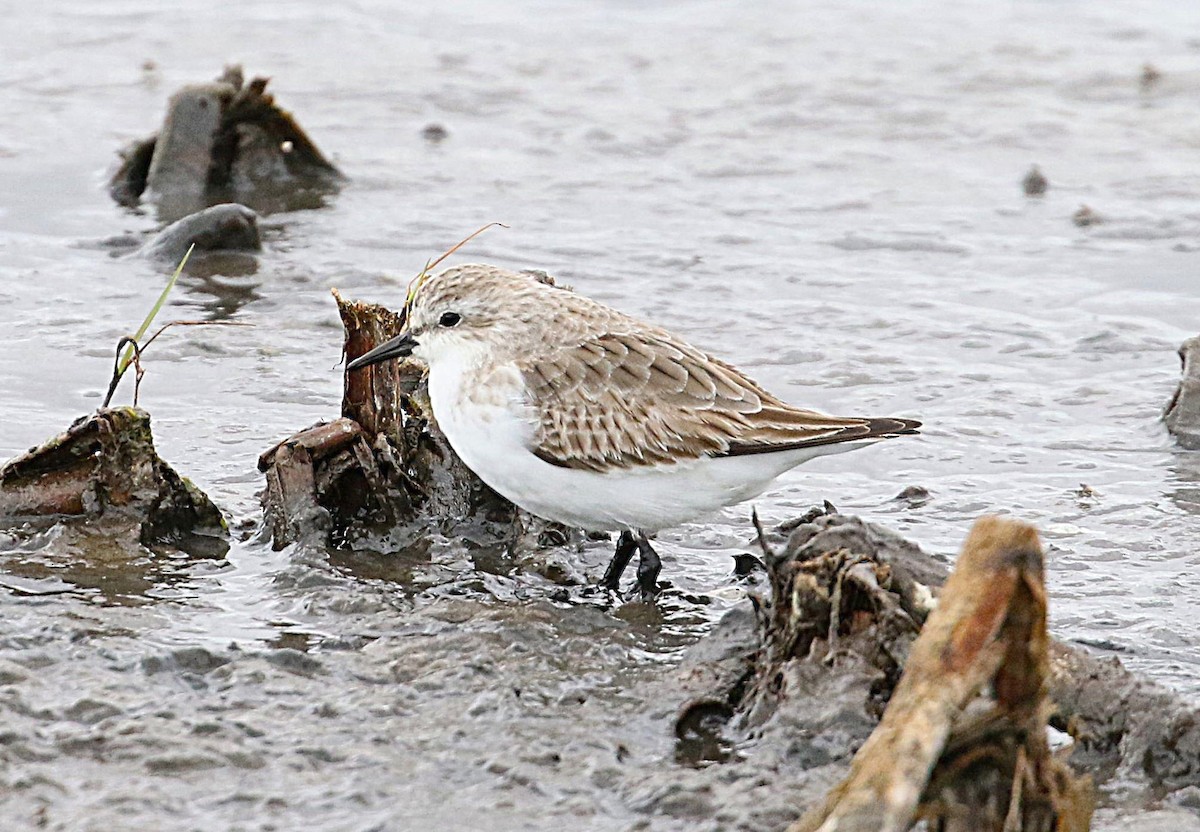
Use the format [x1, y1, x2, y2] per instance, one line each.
[522, 330, 919, 472]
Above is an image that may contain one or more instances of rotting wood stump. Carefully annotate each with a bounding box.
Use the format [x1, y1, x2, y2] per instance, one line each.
[0, 407, 226, 545]
[110, 64, 342, 221]
[790, 516, 1092, 832]
[259, 290, 531, 552]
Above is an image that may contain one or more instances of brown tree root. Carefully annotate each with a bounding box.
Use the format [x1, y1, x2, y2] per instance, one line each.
[259, 291, 530, 553]
[790, 516, 1093, 832]
[0, 407, 225, 545]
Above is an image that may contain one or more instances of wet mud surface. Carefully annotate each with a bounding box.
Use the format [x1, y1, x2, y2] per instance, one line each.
[4, 1, 1200, 829]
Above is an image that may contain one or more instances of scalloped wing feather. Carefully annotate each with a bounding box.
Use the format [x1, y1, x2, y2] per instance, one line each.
[524, 329, 919, 472]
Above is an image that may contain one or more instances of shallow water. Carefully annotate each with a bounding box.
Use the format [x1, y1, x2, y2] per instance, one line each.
[3, 0, 1200, 829]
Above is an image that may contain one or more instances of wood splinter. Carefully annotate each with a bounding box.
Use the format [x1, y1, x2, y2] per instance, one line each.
[791, 516, 1094, 832]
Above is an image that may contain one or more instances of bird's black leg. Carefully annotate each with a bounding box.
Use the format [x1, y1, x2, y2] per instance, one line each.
[602, 531, 638, 591]
[634, 532, 662, 599]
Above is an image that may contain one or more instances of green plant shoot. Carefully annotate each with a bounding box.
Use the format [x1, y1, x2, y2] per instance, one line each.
[118, 243, 194, 375]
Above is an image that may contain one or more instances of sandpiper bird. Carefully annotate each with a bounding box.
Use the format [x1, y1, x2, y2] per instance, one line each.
[347, 264, 920, 598]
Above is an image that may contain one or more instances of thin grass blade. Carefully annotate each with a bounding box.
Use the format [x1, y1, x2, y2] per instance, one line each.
[118, 243, 194, 374]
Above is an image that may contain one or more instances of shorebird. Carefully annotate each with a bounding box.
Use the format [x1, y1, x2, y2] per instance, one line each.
[347, 264, 920, 598]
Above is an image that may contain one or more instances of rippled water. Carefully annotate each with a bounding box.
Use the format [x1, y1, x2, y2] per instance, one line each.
[3, 1, 1200, 828]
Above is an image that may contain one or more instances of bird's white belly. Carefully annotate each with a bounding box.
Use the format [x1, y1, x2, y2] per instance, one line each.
[427, 358, 849, 532]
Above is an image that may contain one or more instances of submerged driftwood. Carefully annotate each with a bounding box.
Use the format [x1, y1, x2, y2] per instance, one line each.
[677, 509, 1200, 830]
[1165, 335, 1200, 449]
[111, 65, 341, 221]
[139, 203, 261, 264]
[260, 291, 536, 552]
[0, 408, 225, 545]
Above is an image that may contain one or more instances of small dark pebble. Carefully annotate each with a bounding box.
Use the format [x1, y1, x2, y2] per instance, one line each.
[422, 123, 449, 142]
[1023, 164, 1048, 196]
[1140, 63, 1162, 91]
[1073, 204, 1102, 227]
[893, 485, 931, 505]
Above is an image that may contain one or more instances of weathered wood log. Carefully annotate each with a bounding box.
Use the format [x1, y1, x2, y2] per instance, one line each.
[0, 407, 225, 544]
[673, 511, 1200, 828]
[1164, 335, 1200, 448]
[713, 511, 1200, 791]
[139, 203, 261, 264]
[790, 516, 1092, 832]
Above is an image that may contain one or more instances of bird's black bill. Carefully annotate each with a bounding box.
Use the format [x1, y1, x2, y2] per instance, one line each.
[346, 332, 418, 371]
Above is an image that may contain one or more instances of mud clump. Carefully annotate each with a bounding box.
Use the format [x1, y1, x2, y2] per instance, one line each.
[0, 407, 226, 545]
[1073, 204, 1104, 228]
[260, 291, 565, 555]
[110, 65, 342, 221]
[1164, 335, 1200, 448]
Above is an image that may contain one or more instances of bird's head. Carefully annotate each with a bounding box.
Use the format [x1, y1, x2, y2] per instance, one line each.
[346, 263, 573, 371]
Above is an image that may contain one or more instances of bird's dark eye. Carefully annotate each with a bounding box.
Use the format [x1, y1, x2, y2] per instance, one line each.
[439, 312, 462, 328]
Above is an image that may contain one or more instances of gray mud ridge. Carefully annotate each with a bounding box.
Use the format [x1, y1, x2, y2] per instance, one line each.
[110, 64, 342, 222]
[2, 497, 1199, 829]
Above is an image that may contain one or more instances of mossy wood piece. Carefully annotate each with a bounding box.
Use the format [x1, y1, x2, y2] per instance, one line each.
[790, 517, 1093, 832]
[259, 291, 518, 551]
[0, 407, 225, 544]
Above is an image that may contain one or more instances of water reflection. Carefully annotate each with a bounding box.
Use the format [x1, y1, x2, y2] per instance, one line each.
[180, 260, 263, 320]
[1166, 449, 1200, 516]
[0, 521, 228, 606]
